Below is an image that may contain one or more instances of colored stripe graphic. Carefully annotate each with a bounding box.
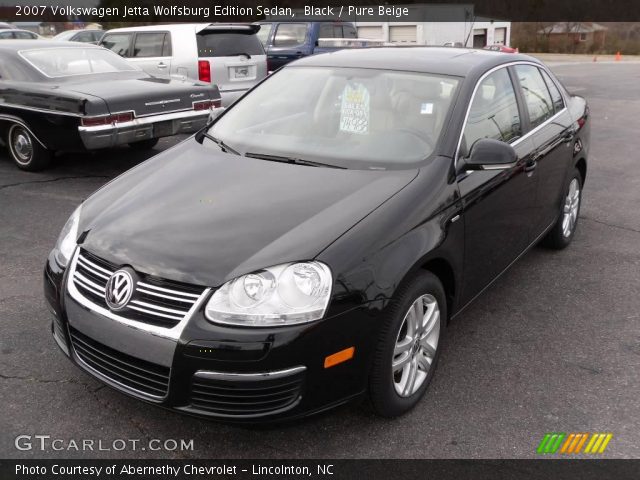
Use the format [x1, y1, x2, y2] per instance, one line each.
[537, 433, 566, 454]
[538, 433, 613, 454]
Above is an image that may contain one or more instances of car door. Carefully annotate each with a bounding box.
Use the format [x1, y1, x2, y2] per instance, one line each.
[267, 23, 310, 70]
[457, 66, 538, 302]
[513, 64, 575, 236]
[128, 32, 172, 76]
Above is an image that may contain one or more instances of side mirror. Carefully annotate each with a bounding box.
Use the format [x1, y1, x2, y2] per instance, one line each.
[462, 138, 517, 170]
[208, 107, 226, 123]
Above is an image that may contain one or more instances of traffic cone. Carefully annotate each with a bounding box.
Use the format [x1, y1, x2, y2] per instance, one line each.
[615, 51, 622, 61]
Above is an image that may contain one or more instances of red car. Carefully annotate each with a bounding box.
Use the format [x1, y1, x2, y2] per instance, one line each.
[484, 44, 518, 53]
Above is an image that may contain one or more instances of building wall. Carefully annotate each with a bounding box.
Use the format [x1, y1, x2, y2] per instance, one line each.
[354, 20, 511, 47]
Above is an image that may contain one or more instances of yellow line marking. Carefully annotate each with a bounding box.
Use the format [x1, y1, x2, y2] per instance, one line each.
[584, 434, 598, 453]
[598, 434, 613, 453]
[590, 434, 605, 454]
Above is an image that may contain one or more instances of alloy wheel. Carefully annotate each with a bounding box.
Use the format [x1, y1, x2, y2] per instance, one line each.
[392, 294, 441, 397]
[562, 178, 581, 237]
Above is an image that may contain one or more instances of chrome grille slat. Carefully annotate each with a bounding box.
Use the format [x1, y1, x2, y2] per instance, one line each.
[76, 255, 111, 279]
[136, 287, 197, 304]
[71, 250, 208, 329]
[137, 281, 201, 298]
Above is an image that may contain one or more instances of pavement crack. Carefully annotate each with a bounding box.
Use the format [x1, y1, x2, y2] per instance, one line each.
[0, 175, 109, 191]
[0, 372, 92, 386]
[581, 216, 640, 234]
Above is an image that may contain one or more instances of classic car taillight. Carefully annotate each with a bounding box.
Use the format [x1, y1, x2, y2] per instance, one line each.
[193, 100, 222, 111]
[81, 112, 134, 127]
[198, 60, 211, 83]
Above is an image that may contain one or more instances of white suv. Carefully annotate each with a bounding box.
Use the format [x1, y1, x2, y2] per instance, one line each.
[100, 24, 268, 106]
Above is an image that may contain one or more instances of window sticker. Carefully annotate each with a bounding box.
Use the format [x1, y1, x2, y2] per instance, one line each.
[339, 82, 370, 134]
[420, 103, 434, 115]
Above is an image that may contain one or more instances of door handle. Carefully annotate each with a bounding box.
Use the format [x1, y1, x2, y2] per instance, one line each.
[157, 62, 167, 69]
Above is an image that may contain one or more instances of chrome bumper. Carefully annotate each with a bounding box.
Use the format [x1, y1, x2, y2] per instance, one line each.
[78, 109, 210, 150]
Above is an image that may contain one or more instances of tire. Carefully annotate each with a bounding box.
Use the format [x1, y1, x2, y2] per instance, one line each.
[369, 271, 446, 417]
[128, 138, 159, 150]
[541, 168, 583, 249]
[7, 124, 52, 171]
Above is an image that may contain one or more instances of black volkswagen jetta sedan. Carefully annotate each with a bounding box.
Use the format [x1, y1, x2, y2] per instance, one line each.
[45, 47, 590, 421]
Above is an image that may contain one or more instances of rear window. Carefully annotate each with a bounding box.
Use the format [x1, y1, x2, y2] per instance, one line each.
[197, 32, 264, 57]
[20, 48, 138, 77]
[273, 23, 308, 47]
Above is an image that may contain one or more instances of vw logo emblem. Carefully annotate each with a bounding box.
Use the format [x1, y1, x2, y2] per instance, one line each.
[105, 269, 134, 311]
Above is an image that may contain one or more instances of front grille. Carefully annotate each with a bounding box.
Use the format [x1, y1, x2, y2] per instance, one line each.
[69, 327, 170, 398]
[189, 371, 304, 417]
[72, 250, 206, 328]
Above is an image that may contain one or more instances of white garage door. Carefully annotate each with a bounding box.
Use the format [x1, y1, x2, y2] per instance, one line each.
[494, 27, 506, 45]
[389, 25, 417, 44]
[357, 26, 383, 40]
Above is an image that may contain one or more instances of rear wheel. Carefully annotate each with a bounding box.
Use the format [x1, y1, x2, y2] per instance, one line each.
[542, 168, 583, 249]
[369, 272, 446, 417]
[128, 138, 159, 150]
[7, 124, 51, 171]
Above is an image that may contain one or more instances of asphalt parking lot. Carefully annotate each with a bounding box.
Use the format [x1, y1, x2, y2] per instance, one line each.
[1, 62, 639, 459]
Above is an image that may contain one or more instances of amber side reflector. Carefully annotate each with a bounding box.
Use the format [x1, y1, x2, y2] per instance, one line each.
[324, 347, 355, 369]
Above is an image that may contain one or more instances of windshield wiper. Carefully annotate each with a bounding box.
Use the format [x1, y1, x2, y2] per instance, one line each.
[200, 132, 241, 156]
[245, 152, 345, 169]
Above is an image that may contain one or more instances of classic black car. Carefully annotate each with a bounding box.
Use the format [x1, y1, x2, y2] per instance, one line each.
[0, 41, 220, 170]
[45, 48, 589, 421]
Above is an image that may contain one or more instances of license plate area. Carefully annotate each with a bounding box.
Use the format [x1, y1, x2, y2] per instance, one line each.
[154, 120, 174, 137]
[229, 65, 256, 81]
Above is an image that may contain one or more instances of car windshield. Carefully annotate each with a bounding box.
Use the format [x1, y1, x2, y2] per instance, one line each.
[20, 47, 138, 77]
[209, 66, 460, 169]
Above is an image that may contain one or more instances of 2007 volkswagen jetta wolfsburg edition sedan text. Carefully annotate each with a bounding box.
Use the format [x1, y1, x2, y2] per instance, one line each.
[44, 48, 590, 421]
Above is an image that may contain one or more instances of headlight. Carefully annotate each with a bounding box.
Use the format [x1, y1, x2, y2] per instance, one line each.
[54, 206, 81, 267]
[205, 262, 332, 327]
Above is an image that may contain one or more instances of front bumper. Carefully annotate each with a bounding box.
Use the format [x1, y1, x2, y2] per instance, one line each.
[44, 249, 377, 423]
[78, 109, 210, 150]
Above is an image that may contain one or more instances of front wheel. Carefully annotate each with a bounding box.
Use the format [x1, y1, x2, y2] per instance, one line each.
[542, 168, 583, 249]
[7, 124, 52, 171]
[369, 272, 446, 417]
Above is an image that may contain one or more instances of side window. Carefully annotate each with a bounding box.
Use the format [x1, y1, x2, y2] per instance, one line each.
[515, 65, 554, 128]
[256, 23, 272, 46]
[273, 23, 308, 47]
[92, 32, 104, 43]
[540, 69, 564, 113]
[0, 32, 13, 39]
[462, 68, 522, 155]
[15, 31, 36, 39]
[74, 31, 95, 43]
[132, 33, 167, 58]
[101, 33, 132, 57]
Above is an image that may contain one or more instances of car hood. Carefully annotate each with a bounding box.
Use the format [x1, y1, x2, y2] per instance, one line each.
[79, 140, 418, 287]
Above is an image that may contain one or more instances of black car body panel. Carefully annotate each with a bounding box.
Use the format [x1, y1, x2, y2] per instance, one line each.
[0, 40, 220, 153]
[45, 47, 591, 422]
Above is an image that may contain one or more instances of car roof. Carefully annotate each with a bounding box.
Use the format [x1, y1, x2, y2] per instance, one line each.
[0, 40, 100, 51]
[105, 23, 258, 34]
[291, 46, 539, 78]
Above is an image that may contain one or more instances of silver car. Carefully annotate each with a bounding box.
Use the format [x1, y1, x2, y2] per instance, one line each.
[100, 24, 267, 106]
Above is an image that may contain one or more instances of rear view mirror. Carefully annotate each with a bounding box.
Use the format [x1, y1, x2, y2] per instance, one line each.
[463, 138, 517, 170]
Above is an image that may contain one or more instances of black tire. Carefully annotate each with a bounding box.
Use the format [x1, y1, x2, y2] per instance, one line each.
[7, 124, 52, 171]
[128, 138, 159, 150]
[541, 168, 583, 249]
[369, 271, 446, 417]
